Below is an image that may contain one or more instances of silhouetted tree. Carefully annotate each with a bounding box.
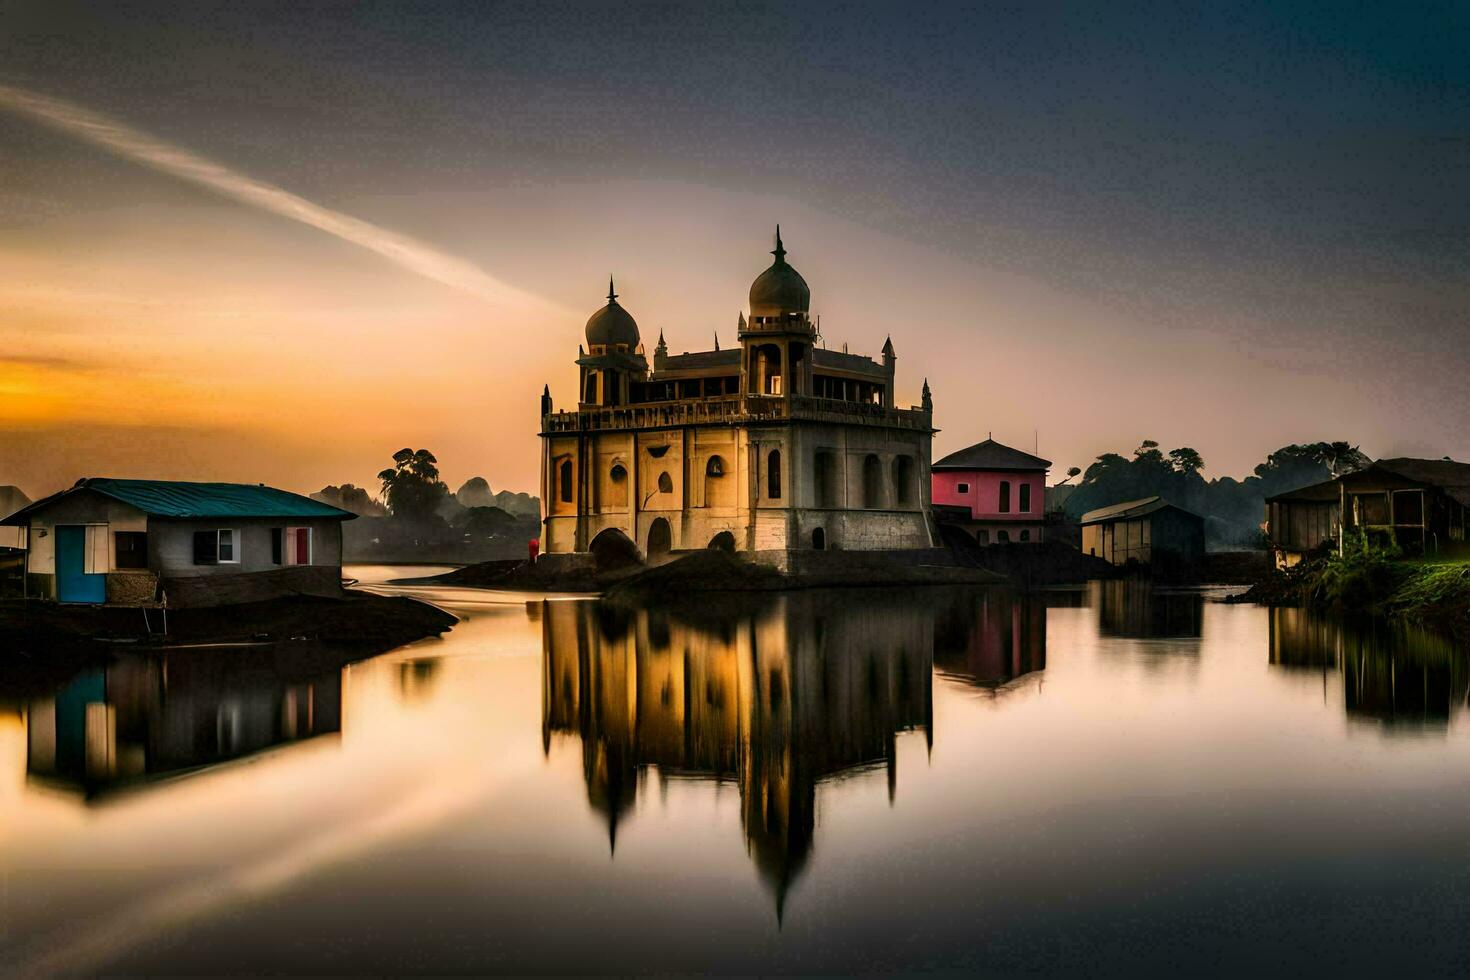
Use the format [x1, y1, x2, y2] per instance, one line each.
[377, 448, 449, 520]
[1168, 448, 1205, 475]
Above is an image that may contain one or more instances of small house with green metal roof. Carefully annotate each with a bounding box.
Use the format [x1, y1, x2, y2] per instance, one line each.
[1, 478, 355, 606]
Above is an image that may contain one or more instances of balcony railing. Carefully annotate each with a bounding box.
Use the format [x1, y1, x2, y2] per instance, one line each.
[541, 393, 931, 434]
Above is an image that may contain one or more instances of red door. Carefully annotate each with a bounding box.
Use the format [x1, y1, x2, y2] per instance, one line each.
[293, 528, 310, 564]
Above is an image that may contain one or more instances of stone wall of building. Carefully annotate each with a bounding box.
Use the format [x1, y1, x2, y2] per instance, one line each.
[106, 570, 159, 605]
[542, 417, 932, 558]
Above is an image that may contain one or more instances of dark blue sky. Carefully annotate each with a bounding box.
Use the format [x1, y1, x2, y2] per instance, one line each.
[2, 1, 1467, 491]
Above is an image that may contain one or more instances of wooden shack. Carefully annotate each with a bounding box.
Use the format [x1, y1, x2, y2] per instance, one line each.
[1079, 496, 1205, 566]
[1265, 478, 1340, 567]
[1336, 458, 1470, 556]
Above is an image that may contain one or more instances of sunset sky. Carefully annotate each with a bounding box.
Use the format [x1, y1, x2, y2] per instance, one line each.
[3, 1, 1467, 500]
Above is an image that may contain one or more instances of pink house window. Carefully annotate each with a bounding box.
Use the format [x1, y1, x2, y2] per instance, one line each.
[957, 482, 970, 493]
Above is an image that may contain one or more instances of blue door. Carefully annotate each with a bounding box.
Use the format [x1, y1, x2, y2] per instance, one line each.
[56, 525, 105, 604]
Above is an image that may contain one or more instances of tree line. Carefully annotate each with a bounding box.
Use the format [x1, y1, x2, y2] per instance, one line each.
[1060, 440, 1369, 547]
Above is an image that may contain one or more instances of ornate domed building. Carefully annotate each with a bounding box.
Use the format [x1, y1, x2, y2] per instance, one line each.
[539, 228, 936, 563]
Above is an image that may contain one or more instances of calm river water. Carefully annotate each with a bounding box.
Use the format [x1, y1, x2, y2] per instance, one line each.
[5, 567, 1470, 975]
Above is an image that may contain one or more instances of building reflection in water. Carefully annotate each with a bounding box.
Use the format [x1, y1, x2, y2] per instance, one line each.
[541, 592, 951, 914]
[1091, 579, 1204, 639]
[542, 588, 1051, 913]
[932, 590, 1047, 692]
[1269, 607, 1470, 731]
[25, 652, 342, 800]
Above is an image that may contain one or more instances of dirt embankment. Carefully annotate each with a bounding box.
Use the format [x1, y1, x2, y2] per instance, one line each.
[403, 549, 1010, 597]
[1228, 556, 1470, 641]
[0, 592, 456, 699]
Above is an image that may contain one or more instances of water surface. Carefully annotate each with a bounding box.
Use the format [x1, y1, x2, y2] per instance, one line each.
[4, 572, 1470, 975]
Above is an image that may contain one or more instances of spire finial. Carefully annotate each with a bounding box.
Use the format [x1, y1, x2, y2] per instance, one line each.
[772, 224, 786, 262]
[607, 275, 617, 303]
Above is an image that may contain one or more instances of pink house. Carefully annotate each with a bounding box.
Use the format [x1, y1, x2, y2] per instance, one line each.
[932, 438, 1050, 544]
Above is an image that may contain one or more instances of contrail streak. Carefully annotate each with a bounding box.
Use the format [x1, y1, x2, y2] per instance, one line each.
[0, 84, 555, 310]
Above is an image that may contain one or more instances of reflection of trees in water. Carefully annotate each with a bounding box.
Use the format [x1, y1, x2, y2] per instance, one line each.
[1091, 579, 1204, 640]
[540, 592, 936, 917]
[1270, 607, 1470, 731]
[25, 653, 341, 800]
[932, 590, 1047, 692]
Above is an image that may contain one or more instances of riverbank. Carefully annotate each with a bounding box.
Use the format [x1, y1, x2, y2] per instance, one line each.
[0, 592, 457, 698]
[395, 549, 1010, 595]
[1231, 555, 1470, 640]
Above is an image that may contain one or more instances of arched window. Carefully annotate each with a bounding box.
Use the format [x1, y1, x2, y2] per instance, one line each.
[863, 454, 883, 509]
[657, 471, 674, 494]
[1019, 482, 1031, 513]
[997, 529, 1011, 543]
[998, 481, 1011, 513]
[558, 459, 573, 503]
[1019, 529, 1031, 542]
[767, 449, 782, 499]
[706, 455, 725, 477]
[893, 456, 914, 507]
[811, 527, 826, 550]
[976, 529, 990, 545]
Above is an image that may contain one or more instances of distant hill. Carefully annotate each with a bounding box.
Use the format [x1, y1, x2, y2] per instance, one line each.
[0, 486, 30, 552]
[311, 484, 388, 517]
[0, 486, 32, 519]
[454, 476, 538, 519]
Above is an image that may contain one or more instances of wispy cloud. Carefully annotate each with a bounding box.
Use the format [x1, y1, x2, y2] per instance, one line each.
[0, 85, 557, 311]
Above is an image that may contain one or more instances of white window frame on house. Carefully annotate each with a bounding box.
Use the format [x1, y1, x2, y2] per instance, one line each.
[82, 524, 110, 574]
[956, 482, 970, 494]
[217, 528, 240, 564]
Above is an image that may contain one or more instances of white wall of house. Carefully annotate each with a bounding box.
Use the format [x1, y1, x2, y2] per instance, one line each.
[150, 518, 342, 576]
[22, 491, 147, 574]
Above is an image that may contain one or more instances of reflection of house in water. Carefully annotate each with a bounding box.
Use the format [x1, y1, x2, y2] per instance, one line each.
[1269, 607, 1469, 731]
[1091, 580, 1204, 640]
[932, 590, 1046, 691]
[541, 594, 933, 914]
[26, 652, 341, 800]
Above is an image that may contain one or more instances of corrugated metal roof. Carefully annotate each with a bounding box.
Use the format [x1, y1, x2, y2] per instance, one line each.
[1079, 495, 1203, 525]
[1265, 477, 1341, 503]
[1, 478, 354, 523]
[1370, 457, 1470, 487]
[934, 438, 1051, 472]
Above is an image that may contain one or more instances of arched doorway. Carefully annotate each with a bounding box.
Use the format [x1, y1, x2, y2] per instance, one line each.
[589, 528, 641, 572]
[811, 527, 826, 550]
[647, 517, 672, 559]
[708, 530, 735, 553]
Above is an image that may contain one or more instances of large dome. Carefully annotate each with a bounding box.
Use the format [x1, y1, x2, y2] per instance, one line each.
[748, 227, 810, 318]
[585, 277, 640, 349]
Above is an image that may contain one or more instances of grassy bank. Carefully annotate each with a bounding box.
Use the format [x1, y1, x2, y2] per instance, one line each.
[1234, 537, 1470, 639]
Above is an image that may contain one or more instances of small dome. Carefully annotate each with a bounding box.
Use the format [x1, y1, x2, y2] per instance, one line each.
[585, 277, 640, 348]
[748, 227, 810, 318]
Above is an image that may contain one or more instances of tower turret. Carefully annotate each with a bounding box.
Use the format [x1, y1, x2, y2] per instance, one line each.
[741, 227, 814, 401]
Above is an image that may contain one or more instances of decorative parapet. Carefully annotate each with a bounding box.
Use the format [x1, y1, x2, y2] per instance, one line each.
[541, 394, 932, 434]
